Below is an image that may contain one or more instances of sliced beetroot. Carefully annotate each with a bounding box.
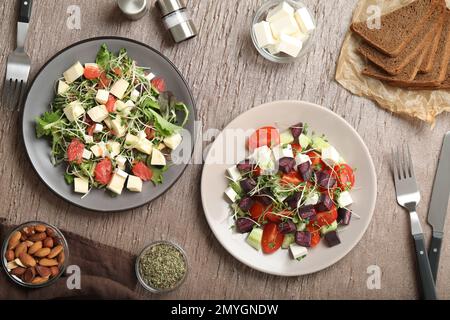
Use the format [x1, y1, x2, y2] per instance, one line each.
[278, 221, 297, 234]
[316, 171, 337, 189]
[235, 218, 256, 233]
[286, 192, 301, 210]
[297, 161, 312, 181]
[324, 231, 341, 247]
[279, 157, 296, 174]
[255, 189, 273, 206]
[240, 178, 256, 194]
[237, 160, 254, 173]
[290, 123, 303, 139]
[238, 197, 254, 212]
[315, 193, 333, 212]
[295, 231, 311, 247]
[298, 205, 316, 219]
[338, 208, 352, 225]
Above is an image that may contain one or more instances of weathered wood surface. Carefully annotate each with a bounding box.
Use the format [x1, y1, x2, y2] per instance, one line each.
[0, 0, 449, 299]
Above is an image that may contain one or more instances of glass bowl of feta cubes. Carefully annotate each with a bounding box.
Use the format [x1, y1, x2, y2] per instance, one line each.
[251, 0, 316, 63]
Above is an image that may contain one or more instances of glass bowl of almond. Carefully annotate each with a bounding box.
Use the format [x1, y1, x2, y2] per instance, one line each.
[1, 221, 69, 288]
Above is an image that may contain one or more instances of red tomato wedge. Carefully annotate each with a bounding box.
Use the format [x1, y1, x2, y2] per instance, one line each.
[113, 67, 122, 76]
[334, 163, 355, 190]
[291, 143, 302, 155]
[306, 225, 321, 248]
[94, 158, 113, 185]
[151, 77, 166, 92]
[307, 151, 326, 169]
[86, 124, 96, 136]
[132, 162, 153, 181]
[262, 223, 284, 254]
[98, 71, 111, 89]
[83, 65, 101, 80]
[249, 202, 271, 220]
[105, 95, 116, 112]
[312, 206, 338, 228]
[280, 171, 303, 186]
[145, 127, 155, 140]
[248, 126, 280, 152]
[67, 139, 85, 164]
[265, 210, 293, 224]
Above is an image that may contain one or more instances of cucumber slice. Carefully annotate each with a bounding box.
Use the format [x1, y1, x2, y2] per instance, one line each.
[320, 221, 338, 235]
[246, 228, 263, 251]
[299, 134, 311, 149]
[312, 136, 330, 152]
[280, 130, 294, 145]
[281, 233, 295, 249]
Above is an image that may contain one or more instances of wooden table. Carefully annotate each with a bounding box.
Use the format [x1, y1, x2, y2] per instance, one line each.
[1, 0, 449, 300]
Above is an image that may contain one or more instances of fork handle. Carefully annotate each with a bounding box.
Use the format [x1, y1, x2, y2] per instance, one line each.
[413, 233, 438, 300]
[19, 0, 33, 23]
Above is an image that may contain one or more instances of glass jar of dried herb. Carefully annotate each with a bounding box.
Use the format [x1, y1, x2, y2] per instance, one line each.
[136, 241, 188, 293]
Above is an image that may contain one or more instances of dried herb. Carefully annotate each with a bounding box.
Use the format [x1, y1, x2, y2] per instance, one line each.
[138, 243, 187, 290]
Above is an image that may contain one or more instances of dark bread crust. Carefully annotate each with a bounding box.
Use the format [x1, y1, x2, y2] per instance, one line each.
[351, 0, 438, 57]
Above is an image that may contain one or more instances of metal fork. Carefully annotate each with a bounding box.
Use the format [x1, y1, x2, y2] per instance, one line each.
[2, 0, 33, 110]
[392, 144, 437, 300]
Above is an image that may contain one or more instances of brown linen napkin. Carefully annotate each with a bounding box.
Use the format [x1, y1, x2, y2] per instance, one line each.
[0, 219, 140, 300]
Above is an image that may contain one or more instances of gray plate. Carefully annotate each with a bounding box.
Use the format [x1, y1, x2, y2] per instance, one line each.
[22, 37, 196, 212]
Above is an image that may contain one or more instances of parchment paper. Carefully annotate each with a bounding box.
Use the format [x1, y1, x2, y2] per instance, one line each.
[336, 0, 450, 124]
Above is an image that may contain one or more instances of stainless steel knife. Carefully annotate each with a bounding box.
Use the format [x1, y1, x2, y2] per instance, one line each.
[427, 132, 450, 282]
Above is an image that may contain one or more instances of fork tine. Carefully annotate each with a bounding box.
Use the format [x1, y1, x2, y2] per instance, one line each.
[392, 146, 400, 182]
[16, 81, 25, 110]
[406, 144, 414, 178]
[401, 144, 408, 179]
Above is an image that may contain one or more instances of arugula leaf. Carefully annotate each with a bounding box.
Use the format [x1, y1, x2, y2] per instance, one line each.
[174, 102, 189, 127]
[64, 173, 74, 185]
[96, 44, 111, 69]
[36, 111, 63, 138]
[151, 165, 168, 185]
[141, 97, 160, 110]
[144, 108, 182, 137]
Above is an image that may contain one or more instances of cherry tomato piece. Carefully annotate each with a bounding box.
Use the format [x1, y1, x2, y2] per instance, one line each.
[262, 223, 284, 254]
[83, 65, 101, 80]
[94, 158, 113, 185]
[132, 162, 153, 181]
[151, 77, 166, 92]
[67, 139, 85, 164]
[334, 163, 355, 190]
[248, 126, 280, 152]
[105, 94, 116, 112]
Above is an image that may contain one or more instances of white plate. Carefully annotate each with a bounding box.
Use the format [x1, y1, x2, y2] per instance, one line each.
[201, 101, 377, 276]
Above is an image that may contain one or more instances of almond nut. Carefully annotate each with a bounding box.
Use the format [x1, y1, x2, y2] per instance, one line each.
[46, 228, 56, 238]
[14, 242, 28, 258]
[5, 250, 14, 262]
[34, 247, 51, 258]
[28, 232, 47, 242]
[25, 240, 34, 247]
[43, 237, 54, 248]
[39, 258, 58, 267]
[22, 226, 34, 236]
[11, 266, 26, 276]
[34, 225, 47, 233]
[19, 252, 36, 267]
[23, 267, 36, 283]
[31, 277, 48, 285]
[7, 231, 21, 250]
[48, 245, 63, 259]
[14, 258, 26, 268]
[35, 265, 52, 278]
[50, 266, 60, 277]
[57, 251, 65, 265]
[20, 233, 27, 241]
[28, 241, 43, 255]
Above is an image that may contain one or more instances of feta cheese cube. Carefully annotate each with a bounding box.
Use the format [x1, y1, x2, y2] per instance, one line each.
[136, 138, 153, 155]
[125, 100, 135, 108]
[116, 155, 127, 170]
[266, 43, 281, 55]
[63, 101, 85, 122]
[114, 100, 127, 112]
[227, 166, 242, 181]
[127, 175, 143, 192]
[63, 62, 84, 84]
[157, 143, 166, 150]
[90, 144, 105, 158]
[337, 191, 353, 208]
[294, 7, 315, 34]
[125, 133, 140, 148]
[115, 168, 128, 179]
[130, 89, 140, 102]
[106, 141, 121, 158]
[289, 243, 308, 260]
[84, 62, 98, 69]
[304, 192, 319, 206]
[321, 146, 340, 167]
[138, 131, 147, 140]
[103, 117, 112, 129]
[107, 173, 126, 195]
[292, 31, 309, 42]
[95, 90, 109, 105]
[269, 15, 300, 38]
[145, 72, 156, 81]
[278, 33, 303, 57]
[74, 178, 89, 194]
[151, 149, 166, 166]
[87, 105, 109, 123]
[267, 1, 295, 22]
[110, 79, 129, 100]
[82, 149, 92, 160]
[224, 187, 238, 202]
[163, 133, 182, 150]
[281, 144, 294, 158]
[57, 80, 70, 95]
[251, 145, 274, 171]
[110, 116, 127, 138]
[295, 153, 311, 166]
[253, 21, 276, 49]
[93, 123, 104, 133]
[84, 135, 94, 144]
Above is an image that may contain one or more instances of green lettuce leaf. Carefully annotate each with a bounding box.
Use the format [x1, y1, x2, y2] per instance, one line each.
[145, 108, 182, 137]
[151, 165, 168, 185]
[96, 44, 111, 69]
[36, 111, 63, 138]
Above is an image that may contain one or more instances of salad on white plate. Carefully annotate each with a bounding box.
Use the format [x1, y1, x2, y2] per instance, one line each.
[36, 44, 189, 196]
[225, 123, 357, 261]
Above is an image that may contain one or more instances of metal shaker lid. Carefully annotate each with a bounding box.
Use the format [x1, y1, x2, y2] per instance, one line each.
[156, 0, 186, 16]
[170, 19, 197, 43]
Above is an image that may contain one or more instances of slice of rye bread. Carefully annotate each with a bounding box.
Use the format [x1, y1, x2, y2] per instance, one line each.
[419, 8, 445, 73]
[357, 5, 444, 75]
[351, 0, 438, 57]
[393, 10, 450, 88]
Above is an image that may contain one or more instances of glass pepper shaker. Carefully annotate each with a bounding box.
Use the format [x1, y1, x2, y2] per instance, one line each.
[156, 0, 198, 43]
